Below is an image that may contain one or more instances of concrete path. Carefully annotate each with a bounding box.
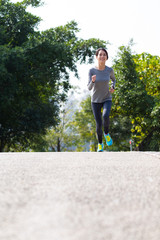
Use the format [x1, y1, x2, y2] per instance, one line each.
[0, 152, 160, 240]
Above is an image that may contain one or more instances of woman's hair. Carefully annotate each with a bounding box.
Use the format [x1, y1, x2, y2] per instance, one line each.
[95, 48, 108, 59]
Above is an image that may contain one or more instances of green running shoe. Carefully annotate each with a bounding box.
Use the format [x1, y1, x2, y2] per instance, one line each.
[97, 143, 103, 152]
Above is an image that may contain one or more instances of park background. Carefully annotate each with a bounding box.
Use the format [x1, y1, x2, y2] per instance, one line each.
[0, 0, 160, 152]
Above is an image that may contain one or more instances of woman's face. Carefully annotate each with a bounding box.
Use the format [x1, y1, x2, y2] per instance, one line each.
[96, 50, 107, 63]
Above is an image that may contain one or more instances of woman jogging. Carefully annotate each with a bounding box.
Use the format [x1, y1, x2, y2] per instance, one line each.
[88, 48, 116, 152]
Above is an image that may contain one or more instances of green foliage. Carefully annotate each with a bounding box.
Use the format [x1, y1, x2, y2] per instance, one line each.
[0, 0, 107, 151]
[28, 93, 81, 152]
[134, 53, 160, 98]
[70, 96, 97, 152]
[113, 45, 153, 118]
[73, 38, 108, 64]
[112, 44, 159, 151]
[21, 0, 43, 7]
[109, 114, 132, 151]
[35, 94, 80, 152]
[0, 0, 41, 47]
[133, 53, 160, 150]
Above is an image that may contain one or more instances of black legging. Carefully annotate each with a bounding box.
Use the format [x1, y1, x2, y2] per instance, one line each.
[91, 101, 112, 144]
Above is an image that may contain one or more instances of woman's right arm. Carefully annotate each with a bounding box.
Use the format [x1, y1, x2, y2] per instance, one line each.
[87, 69, 95, 90]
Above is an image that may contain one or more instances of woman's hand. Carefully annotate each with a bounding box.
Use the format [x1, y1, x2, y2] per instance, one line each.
[92, 75, 96, 83]
[110, 87, 115, 93]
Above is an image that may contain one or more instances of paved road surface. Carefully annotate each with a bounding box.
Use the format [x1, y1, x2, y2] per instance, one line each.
[0, 152, 160, 240]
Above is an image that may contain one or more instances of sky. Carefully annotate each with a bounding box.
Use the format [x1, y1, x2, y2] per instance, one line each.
[11, 0, 160, 96]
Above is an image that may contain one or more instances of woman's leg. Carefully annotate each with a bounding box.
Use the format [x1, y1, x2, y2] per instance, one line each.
[103, 101, 112, 134]
[91, 102, 103, 143]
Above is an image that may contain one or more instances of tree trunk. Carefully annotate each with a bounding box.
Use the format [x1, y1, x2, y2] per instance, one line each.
[57, 137, 61, 152]
[0, 140, 5, 152]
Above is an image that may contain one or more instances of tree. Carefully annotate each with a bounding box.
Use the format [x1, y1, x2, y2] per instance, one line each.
[0, 0, 106, 151]
[113, 43, 153, 118]
[31, 93, 80, 152]
[133, 53, 160, 150]
[70, 95, 97, 151]
[0, 0, 41, 47]
[112, 42, 159, 151]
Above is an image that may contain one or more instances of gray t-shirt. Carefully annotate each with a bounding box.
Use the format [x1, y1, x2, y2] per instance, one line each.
[88, 66, 116, 103]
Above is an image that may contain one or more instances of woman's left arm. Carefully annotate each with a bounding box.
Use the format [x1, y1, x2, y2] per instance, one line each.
[110, 68, 116, 93]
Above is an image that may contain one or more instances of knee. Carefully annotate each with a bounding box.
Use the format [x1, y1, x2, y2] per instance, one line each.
[103, 112, 110, 119]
